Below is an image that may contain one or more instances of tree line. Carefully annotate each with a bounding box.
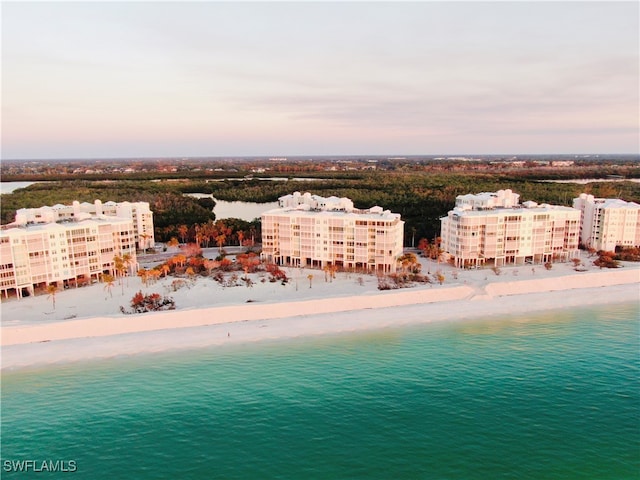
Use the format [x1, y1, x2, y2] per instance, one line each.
[2, 173, 639, 246]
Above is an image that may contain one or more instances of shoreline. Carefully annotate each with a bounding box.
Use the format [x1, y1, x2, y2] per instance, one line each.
[2, 266, 638, 371]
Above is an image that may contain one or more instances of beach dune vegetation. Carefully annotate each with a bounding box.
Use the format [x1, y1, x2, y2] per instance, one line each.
[377, 271, 431, 290]
[594, 251, 622, 269]
[121, 291, 175, 314]
[398, 252, 422, 274]
[614, 246, 640, 262]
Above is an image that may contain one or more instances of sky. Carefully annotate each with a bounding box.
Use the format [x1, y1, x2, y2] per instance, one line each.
[2, 1, 638, 159]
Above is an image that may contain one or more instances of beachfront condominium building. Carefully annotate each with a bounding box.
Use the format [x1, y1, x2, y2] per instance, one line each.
[0, 217, 137, 298]
[440, 190, 581, 268]
[573, 193, 640, 252]
[261, 192, 404, 272]
[14, 199, 154, 250]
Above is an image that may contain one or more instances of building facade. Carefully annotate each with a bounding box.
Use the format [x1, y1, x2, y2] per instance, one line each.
[441, 190, 581, 268]
[0, 217, 137, 298]
[573, 193, 640, 251]
[14, 199, 154, 250]
[261, 192, 404, 272]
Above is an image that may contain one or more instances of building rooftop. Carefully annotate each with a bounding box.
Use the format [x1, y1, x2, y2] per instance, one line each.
[267, 192, 402, 221]
[575, 193, 640, 209]
[263, 206, 401, 221]
[447, 203, 579, 218]
[592, 198, 640, 209]
[1, 216, 134, 235]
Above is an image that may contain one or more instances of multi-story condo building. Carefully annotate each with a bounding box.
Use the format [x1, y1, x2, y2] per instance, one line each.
[261, 192, 404, 272]
[14, 199, 154, 250]
[440, 190, 581, 268]
[573, 193, 640, 251]
[0, 217, 137, 298]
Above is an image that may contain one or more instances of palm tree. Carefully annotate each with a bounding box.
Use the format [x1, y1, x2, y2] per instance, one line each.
[329, 264, 337, 282]
[137, 268, 149, 286]
[167, 237, 179, 249]
[161, 264, 170, 278]
[46, 284, 57, 310]
[398, 252, 420, 273]
[149, 269, 162, 284]
[433, 236, 443, 263]
[177, 224, 188, 244]
[185, 266, 196, 280]
[193, 224, 206, 248]
[113, 255, 126, 294]
[113, 254, 123, 277]
[203, 221, 216, 248]
[102, 273, 115, 298]
[139, 233, 151, 254]
[122, 253, 134, 285]
[174, 254, 186, 268]
[122, 253, 133, 275]
[216, 234, 226, 253]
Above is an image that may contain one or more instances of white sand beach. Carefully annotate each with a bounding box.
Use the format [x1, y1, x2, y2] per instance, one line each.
[1, 252, 638, 370]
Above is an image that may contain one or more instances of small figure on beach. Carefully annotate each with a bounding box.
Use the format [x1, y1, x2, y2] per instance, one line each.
[227, 332, 230, 338]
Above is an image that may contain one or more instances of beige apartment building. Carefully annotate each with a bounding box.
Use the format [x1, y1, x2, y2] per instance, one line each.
[441, 190, 581, 268]
[0, 217, 137, 298]
[261, 192, 404, 272]
[573, 193, 640, 252]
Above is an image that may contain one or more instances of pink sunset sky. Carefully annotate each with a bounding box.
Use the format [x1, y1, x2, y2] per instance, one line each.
[2, 1, 638, 159]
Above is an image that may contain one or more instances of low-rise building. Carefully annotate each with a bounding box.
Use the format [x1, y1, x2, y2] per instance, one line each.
[261, 192, 404, 272]
[441, 190, 581, 268]
[573, 193, 640, 251]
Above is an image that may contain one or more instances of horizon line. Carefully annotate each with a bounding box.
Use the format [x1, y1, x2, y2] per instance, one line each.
[3, 153, 639, 162]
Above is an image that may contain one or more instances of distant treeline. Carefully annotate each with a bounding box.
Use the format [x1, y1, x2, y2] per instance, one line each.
[2, 158, 639, 183]
[2, 172, 639, 244]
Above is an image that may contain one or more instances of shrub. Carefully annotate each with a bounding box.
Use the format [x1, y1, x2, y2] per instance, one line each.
[224, 273, 240, 287]
[377, 272, 431, 290]
[265, 263, 288, 282]
[593, 251, 621, 269]
[169, 279, 188, 292]
[615, 247, 640, 262]
[377, 276, 396, 290]
[121, 291, 175, 314]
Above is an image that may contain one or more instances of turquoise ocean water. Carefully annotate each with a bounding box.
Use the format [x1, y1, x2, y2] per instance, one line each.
[2, 303, 639, 479]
